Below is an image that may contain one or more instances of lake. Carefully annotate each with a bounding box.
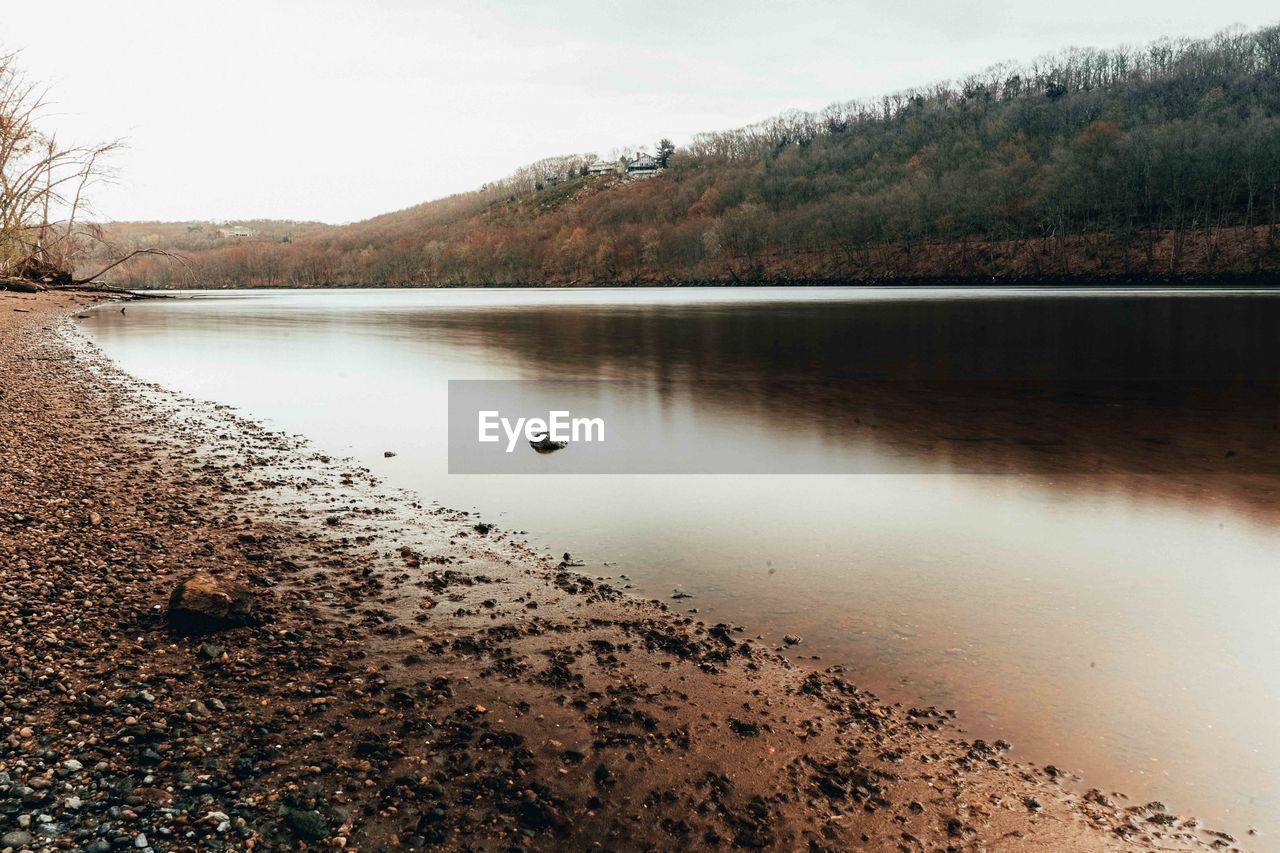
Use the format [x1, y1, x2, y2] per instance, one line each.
[80, 286, 1280, 839]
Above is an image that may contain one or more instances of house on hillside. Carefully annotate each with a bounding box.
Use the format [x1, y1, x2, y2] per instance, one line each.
[218, 225, 256, 239]
[625, 152, 659, 177]
[587, 160, 622, 175]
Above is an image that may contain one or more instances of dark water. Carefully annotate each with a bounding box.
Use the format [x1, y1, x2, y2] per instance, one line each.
[81, 287, 1280, 838]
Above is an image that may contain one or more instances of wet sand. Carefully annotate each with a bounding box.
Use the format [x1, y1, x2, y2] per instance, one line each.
[0, 290, 1244, 850]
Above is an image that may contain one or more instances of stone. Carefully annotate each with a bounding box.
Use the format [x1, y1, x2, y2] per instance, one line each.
[166, 571, 255, 632]
[2, 831, 33, 848]
[285, 808, 329, 841]
[131, 788, 173, 806]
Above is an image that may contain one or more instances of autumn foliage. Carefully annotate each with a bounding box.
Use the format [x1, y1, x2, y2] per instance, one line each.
[107, 24, 1280, 288]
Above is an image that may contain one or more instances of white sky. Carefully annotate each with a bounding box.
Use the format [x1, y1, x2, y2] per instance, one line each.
[4, 0, 1277, 224]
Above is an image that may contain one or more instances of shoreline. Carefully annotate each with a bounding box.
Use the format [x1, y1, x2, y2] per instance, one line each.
[0, 291, 1242, 850]
[132, 269, 1280, 292]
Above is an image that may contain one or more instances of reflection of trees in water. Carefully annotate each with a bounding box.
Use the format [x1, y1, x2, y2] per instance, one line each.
[418, 296, 1280, 513]
[419, 295, 1280, 381]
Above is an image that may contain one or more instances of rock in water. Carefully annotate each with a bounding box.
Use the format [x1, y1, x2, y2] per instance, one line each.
[167, 571, 255, 633]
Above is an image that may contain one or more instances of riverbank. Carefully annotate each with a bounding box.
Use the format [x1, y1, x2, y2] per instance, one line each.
[107, 223, 1280, 292]
[134, 270, 1280, 290]
[0, 290, 1241, 850]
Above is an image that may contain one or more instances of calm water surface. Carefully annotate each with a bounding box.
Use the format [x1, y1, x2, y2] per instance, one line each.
[81, 287, 1280, 839]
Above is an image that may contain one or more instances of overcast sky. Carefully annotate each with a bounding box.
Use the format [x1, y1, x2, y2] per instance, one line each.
[5, 1, 1277, 224]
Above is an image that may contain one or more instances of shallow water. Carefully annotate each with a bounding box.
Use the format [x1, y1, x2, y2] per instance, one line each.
[82, 287, 1280, 838]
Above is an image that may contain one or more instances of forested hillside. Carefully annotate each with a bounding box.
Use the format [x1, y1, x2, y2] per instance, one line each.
[96, 220, 333, 254]
[109, 24, 1280, 288]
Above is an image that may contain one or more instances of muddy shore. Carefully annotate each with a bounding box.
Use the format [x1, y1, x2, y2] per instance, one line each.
[0, 291, 1242, 851]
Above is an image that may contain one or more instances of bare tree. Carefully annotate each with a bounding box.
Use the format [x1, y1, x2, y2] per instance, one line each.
[0, 51, 124, 284]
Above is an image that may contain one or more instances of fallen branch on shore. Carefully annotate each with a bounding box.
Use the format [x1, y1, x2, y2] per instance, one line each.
[51, 280, 166, 298]
[5, 248, 188, 297]
[0, 277, 44, 293]
[2, 276, 163, 299]
[72, 248, 190, 286]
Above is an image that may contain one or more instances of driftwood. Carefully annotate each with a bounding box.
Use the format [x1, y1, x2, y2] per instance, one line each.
[1, 246, 187, 298]
[65, 283, 167, 299]
[1, 275, 164, 300]
[51, 280, 141, 294]
[0, 277, 44, 293]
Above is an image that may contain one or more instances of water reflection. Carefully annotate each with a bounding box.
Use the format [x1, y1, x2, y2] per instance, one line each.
[82, 287, 1280, 838]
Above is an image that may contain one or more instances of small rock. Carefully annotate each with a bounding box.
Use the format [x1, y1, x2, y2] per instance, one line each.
[197, 644, 224, 660]
[593, 763, 613, 787]
[285, 809, 329, 841]
[131, 787, 173, 806]
[2, 830, 33, 848]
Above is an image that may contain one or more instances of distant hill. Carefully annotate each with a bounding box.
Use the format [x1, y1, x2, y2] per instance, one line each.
[109, 23, 1280, 289]
[84, 219, 333, 257]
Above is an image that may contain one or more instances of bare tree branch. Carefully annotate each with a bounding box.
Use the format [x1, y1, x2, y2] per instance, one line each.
[0, 51, 147, 283]
[73, 248, 191, 285]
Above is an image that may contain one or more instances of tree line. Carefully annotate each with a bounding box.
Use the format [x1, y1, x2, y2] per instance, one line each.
[110, 23, 1280, 288]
